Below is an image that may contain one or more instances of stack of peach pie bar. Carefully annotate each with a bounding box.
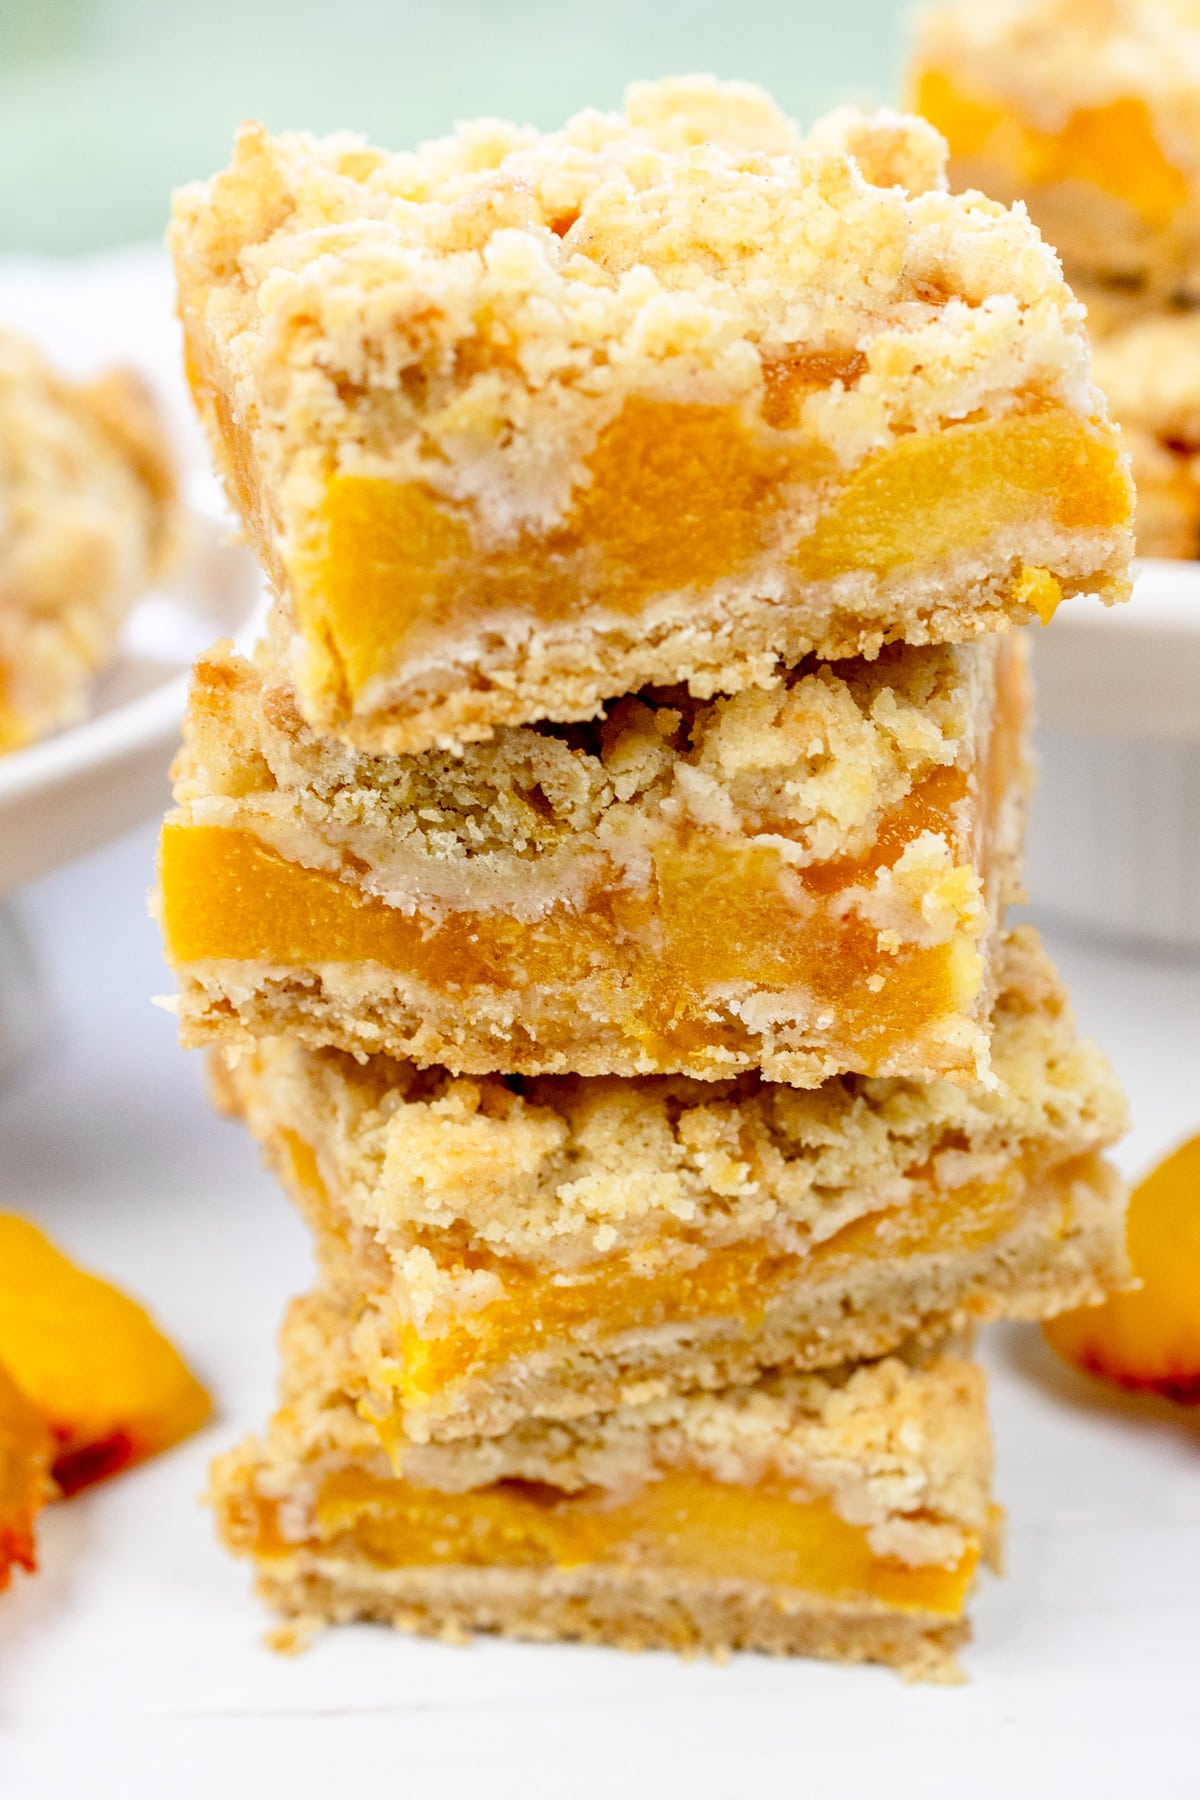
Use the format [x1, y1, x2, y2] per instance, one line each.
[158, 79, 1134, 1678]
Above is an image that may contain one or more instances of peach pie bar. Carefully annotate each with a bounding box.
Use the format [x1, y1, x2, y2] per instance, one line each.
[912, 0, 1200, 299]
[171, 78, 1131, 754]
[1087, 302, 1200, 557]
[214, 929, 1128, 1447]
[211, 1293, 999, 1677]
[0, 329, 177, 755]
[159, 634, 1030, 1087]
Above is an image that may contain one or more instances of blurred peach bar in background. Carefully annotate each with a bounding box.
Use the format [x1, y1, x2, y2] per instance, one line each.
[0, 329, 177, 755]
[910, 0, 1200, 558]
[911, 0, 1200, 298]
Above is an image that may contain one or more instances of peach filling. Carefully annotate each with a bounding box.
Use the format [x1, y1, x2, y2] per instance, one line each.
[292, 403, 1122, 699]
[382, 1169, 1031, 1415]
[915, 69, 1190, 228]
[0, 695, 27, 757]
[252, 1467, 978, 1616]
[159, 822, 975, 1071]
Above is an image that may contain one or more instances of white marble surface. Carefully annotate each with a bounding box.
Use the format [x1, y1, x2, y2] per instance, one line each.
[0, 824, 1198, 1798]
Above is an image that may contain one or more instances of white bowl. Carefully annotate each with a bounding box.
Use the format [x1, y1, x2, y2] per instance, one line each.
[1028, 559, 1200, 951]
[0, 515, 262, 896]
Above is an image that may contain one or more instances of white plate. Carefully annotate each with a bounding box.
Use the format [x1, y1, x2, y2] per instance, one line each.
[1034, 557, 1200, 743]
[1029, 558, 1200, 950]
[0, 515, 261, 898]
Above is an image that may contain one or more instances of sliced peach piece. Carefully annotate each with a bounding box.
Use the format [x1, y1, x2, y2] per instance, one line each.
[0, 1360, 53, 1588]
[0, 1216, 211, 1494]
[1045, 1135, 1200, 1403]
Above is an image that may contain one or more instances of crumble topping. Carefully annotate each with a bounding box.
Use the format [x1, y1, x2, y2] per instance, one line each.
[174, 639, 993, 902]
[172, 77, 1102, 535]
[0, 328, 178, 748]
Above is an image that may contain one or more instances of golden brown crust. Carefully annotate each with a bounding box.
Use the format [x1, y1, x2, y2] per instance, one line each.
[0, 329, 179, 753]
[243, 1559, 973, 1677]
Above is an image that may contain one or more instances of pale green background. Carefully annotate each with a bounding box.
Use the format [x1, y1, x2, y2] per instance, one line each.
[0, 0, 908, 253]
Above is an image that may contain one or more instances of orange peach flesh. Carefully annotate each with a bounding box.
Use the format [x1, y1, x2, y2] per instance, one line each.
[246, 1466, 979, 1618]
[386, 1166, 1035, 1418]
[183, 306, 1123, 710]
[0, 1216, 211, 1494]
[295, 404, 1120, 703]
[1045, 1134, 1200, 1402]
[0, 1361, 53, 1587]
[159, 638, 1032, 1079]
[914, 70, 1189, 230]
[160, 816, 982, 1075]
[0, 660, 37, 757]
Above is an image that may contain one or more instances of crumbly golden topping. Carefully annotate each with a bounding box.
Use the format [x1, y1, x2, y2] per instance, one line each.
[915, 0, 1200, 128]
[230, 928, 1125, 1262]
[172, 78, 1102, 536]
[246, 1289, 992, 1558]
[174, 638, 996, 914]
[0, 328, 178, 748]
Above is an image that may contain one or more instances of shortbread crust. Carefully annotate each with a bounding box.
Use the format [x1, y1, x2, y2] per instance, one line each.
[212, 1298, 997, 1677]
[172, 78, 1131, 752]
[160, 634, 1030, 1086]
[0, 330, 178, 753]
[216, 929, 1129, 1445]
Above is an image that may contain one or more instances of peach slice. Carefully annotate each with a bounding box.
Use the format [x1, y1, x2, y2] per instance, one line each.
[0, 1216, 211, 1494]
[1045, 1135, 1200, 1403]
[0, 1360, 53, 1587]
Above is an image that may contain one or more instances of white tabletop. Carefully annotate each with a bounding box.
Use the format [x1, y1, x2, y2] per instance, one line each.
[1, 824, 1198, 1799]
